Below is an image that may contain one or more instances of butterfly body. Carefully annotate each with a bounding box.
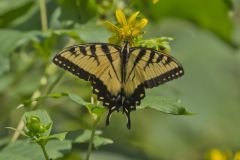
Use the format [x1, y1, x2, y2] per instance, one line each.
[53, 42, 184, 129]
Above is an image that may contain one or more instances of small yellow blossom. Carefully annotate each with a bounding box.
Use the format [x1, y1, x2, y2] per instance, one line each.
[234, 151, 240, 160]
[152, 0, 159, 4]
[104, 9, 148, 44]
[209, 149, 228, 160]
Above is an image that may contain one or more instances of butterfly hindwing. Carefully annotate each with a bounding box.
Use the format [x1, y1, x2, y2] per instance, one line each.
[53, 43, 123, 115]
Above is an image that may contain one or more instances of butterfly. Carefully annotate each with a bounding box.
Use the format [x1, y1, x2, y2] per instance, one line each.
[52, 41, 184, 129]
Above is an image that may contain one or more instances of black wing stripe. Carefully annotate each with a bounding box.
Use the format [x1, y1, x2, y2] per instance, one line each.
[79, 46, 87, 55]
[156, 54, 163, 63]
[101, 44, 120, 81]
[101, 44, 113, 62]
[69, 47, 76, 55]
[127, 49, 146, 81]
[90, 45, 100, 65]
[133, 49, 146, 66]
[144, 50, 155, 70]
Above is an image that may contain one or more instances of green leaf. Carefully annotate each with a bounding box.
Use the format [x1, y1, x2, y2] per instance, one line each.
[74, 130, 101, 143]
[0, 154, 28, 160]
[68, 93, 107, 117]
[0, 57, 10, 77]
[24, 110, 53, 136]
[133, 0, 235, 46]
[0, 0, 34, 28]
[93, 136, 114, 148]
[0, 137, 10, 148]
[0, 139, 71, 160]
[138, 96, 191, 115]
[39, 132, 68, 141]
[68, 93, 87, 106]
[0, 29, 24, 75]
[45, 140, 72, 159]
[85, 103, 107, 118]
[75, 130, 113, 148]
[57, 0, 98, 24]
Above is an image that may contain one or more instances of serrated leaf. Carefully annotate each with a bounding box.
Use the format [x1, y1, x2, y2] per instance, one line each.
[24, 110, 53, 136]
[0, 139, 71, 160]
[139, 96, 191, 115]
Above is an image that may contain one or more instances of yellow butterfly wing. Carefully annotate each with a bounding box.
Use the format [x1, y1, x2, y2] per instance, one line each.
[53, 43, 123, 112]
[123, 47, 184, 110]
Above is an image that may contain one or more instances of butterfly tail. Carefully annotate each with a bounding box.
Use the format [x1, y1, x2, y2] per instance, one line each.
[123, 107, 131, 129]
[105, 95, 122, 126]
[106, 108, 115, 126]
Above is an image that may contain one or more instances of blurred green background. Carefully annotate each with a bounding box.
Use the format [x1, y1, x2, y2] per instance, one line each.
[0, 0, 240, 160]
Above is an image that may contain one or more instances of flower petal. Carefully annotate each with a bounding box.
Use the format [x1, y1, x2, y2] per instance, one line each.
[115, 9, 127, 25]
[128, 11, 140, 25]
[135, 18, 148, 29]
[104, 20, 119, 33]
[132, 29, 141, 37]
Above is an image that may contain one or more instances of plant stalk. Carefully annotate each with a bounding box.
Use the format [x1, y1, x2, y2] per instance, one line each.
[39, 143, 50, 160]
[85, 119, 98, 160]
[46, 70, 65, 94]
[39, 0, 48, 32]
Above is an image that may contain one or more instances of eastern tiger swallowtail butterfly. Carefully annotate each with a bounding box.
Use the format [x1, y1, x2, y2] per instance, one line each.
[53, 41, 184, 129]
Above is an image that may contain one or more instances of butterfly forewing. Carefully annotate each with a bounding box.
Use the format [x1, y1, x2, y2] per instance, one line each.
[127, 47, 184, 88]
[53, 43, 123, 111]
[123, 47, 184, 109]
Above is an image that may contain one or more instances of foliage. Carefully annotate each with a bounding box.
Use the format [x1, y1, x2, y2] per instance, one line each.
[0, 0, 239, 160]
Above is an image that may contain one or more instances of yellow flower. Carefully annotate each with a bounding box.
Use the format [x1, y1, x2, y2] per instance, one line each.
[104, 9, 148, 44]
[234, 151, 240, 160]
[152, 0, 159, 4]
[209, 149, 228, 160]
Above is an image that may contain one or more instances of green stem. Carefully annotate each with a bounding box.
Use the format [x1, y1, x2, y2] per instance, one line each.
[46, 70, 65, 94]
[85, 119, 99, 160]
[39, 143, 50, 160]
[39, 0, 48, 32]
